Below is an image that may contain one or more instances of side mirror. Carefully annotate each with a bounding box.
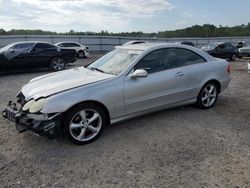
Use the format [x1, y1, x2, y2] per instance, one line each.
[130, 69, 148, 79]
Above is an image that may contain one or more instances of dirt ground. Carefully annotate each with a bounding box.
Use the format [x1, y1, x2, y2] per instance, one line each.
[0, 56, 250, 188]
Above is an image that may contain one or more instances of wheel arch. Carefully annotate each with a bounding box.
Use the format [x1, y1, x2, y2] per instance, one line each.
[49, 56, 65, 63]
[78, 49, 84, 53]
[77, 50, 85, 56]
[202, 79, 221, 93]
[62, 100, 111, 125]
[195, 79, 221, 109]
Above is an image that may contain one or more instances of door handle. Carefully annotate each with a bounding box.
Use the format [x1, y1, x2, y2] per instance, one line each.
[175, 71, 184, 77]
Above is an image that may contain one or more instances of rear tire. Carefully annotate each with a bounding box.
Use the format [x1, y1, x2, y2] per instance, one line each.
[77, 51, 85, 58]
[63, 103, 107, 145]
[50, 57, 66, 71]
[230, 53, 237, 61]
[196, 82, 218, 109]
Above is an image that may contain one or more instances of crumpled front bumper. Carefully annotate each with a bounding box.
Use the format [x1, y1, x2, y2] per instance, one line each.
[2, 101, 63, 138]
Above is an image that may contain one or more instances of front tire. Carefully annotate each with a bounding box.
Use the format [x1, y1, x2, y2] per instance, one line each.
[63, 103, 107, 145]
[196, 82, 218, 109]
[50, 57, 66, 71]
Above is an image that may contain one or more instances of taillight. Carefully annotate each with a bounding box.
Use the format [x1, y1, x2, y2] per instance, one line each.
[227, 64, 232, 74]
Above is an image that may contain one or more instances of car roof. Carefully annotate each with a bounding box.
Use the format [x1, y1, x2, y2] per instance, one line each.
[210, 42, 232, 45]
[11, 41, 54, 45]
[55, 41, 81, 44]
[117, 42, 192, 51]
[122, 40, 148, 46]
[117, 42, 215, 61]
[209, 42, 223, 45]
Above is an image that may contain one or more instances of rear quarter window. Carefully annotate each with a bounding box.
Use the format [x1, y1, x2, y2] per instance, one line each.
[177, 48, 206, 66]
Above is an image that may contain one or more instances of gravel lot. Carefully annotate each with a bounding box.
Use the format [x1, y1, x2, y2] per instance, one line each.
[0, 55, 250, 188]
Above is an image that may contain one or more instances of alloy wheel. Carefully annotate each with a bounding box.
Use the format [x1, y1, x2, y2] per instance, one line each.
[201, 84, 217, 107]
[52, 58, 65, 71]
[69, 109, 102, 142]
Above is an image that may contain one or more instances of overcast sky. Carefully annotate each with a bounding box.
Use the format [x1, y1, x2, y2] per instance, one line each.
[0, 0, 249, 33]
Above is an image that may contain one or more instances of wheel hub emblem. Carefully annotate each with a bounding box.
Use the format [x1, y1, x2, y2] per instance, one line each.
[81, 121, 88, 128]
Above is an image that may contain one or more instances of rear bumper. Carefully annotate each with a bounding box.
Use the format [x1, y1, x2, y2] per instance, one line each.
[84, 51, 90, 58]
[220, 77, 231, 93]
[2, 101, 63, 138]
[66, 57, 77, 63]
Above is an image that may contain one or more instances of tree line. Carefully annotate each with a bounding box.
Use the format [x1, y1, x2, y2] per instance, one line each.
[0, 23, 250, 38]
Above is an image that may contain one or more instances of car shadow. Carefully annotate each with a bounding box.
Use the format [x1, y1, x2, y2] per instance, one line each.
[0, 65, 75, 76]
[0, 68, 50, 76]
[21, 104, 197, 147]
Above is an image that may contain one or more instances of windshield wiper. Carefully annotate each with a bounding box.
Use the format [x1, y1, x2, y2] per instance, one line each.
[89, 67, 107, 74]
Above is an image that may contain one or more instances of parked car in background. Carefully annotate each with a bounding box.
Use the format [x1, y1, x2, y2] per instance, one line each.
[236, 41, 246, 49]
[55, 42, 89, 58]
[3, 43, 231, 145]
[238, 45, 250, 58]
[202, 42, 238, 61]
[0, 41, 76, 71]
[122, 40, 148, 46]
[181, 41, 195, 47]
[174, 41, 195, 47]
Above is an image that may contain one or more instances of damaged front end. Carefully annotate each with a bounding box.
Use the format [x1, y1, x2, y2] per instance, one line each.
[2, 93, 63, 139]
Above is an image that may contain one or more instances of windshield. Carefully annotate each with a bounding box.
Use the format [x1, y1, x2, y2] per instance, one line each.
[0, 43, 34, 52]
[0, 43, 14, 52]
[87, 49, 142, 75]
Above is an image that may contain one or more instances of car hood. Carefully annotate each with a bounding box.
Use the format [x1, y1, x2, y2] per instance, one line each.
[22, 67, 115, 100]
[0, 49, 7, 55]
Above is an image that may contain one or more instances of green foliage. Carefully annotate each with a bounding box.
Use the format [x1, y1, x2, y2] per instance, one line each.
[0, 23, 250, 37]
[0, 29, 56, 35]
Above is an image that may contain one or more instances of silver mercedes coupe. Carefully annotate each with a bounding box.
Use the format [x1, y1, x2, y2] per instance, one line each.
[3, 43, 231, 144]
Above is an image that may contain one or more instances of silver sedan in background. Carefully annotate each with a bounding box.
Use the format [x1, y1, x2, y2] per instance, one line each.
[3, 43, 231, 145]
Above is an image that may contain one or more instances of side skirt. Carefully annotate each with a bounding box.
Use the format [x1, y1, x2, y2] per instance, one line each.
[110, 98, 196, 125]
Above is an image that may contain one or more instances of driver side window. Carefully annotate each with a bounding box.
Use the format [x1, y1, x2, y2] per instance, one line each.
[135, 48, 182, 74]
[218, 44, 225, 49]
[135, 49, 167, 74]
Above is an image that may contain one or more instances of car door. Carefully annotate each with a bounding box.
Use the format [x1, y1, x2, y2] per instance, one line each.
[68, 43, 80, 51]
[8, 42, 35, 68]
[28, 43, 57, 67]
[214, 44, 226, 58]
[65, 43, 74, 50]
[71, 43, 80, 48]
[224, 43, 234, 58]
[123, 48, 194, 115]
